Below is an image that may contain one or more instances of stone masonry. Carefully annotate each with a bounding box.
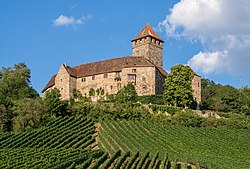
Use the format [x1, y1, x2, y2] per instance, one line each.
[42, 24, 201, 104]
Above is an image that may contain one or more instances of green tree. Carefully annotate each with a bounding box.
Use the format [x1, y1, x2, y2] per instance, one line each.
[201, 79, 250, 113]
[0, 62, 38, 132]
[115, 83, 137, 103]
[239, 87, 250, 114]
[163, 64, 196, 108]
[43, 88, 68, 117]
[12, 98, 47, 132]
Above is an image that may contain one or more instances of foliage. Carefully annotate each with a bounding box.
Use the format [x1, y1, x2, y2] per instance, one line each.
[201, 78, 250, 114]
[12, 98, 48, 132]
[89, 88, 95, 96]
[0, 148, 103, 169]
[163, 64, 196, 109]
[0, 62, 38, 132]
[136, 95, 165, 105]
[0, 116, 96, 149]
[115, 83, 137, 103]
[88, 102, 151, 121]
[170, 110, 204, 127]
[99, 119, 250, 169]
[43, 88, 68, 117]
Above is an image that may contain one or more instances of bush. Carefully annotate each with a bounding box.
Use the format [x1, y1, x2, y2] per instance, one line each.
[136, 95, 164, 105]
[170, 110, 204, 127]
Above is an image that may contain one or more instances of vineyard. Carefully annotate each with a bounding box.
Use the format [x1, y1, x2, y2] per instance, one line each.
[0, 116, 250, 168]
[98, 120, 250, 169]
[0, 116, 105, 168]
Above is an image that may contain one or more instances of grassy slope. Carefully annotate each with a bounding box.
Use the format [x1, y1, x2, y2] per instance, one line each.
[98, 119, 250, 169]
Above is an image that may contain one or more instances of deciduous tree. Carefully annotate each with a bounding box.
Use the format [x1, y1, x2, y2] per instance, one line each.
[0, 62, 38, 132]
[163, 64, 196, 108]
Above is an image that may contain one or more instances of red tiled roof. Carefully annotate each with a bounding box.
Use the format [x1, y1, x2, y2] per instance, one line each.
[73, 56, 154, 78]
[131, 24, 163, 42]
[42, 75, 56, 93]
[42, 56, 167, 92]
[156, 67, 168, 78]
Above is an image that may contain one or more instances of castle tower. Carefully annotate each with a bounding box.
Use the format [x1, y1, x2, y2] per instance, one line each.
[131, 24, 164, 67]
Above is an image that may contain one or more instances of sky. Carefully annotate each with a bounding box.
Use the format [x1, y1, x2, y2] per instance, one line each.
[1, 0, 250, 95]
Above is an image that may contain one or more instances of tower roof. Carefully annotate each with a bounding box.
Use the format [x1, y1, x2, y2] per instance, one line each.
[131, 24, 163, 42]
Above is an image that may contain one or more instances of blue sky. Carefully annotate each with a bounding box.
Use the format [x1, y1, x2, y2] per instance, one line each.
[1, 0, 249, 95]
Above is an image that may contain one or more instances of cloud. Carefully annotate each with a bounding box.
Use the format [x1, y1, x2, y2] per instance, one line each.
[53, 14, 92, 27]
[159, 0, 250, 76]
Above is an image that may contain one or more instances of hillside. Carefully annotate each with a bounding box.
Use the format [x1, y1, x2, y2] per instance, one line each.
[97, 120, 250, 169]
[0, 116, 250, 169]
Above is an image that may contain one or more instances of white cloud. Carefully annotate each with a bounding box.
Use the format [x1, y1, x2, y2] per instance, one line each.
[53, 14, 92, 27]
[187, 51, 228, 75]
[159, 0, 250, 76]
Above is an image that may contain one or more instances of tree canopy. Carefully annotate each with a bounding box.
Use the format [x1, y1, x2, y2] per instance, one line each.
[201, 78, 250, 114]
[163, 64, 196, 108]
[43, 88, 68, 117]
[0, 62, 38, 132]
[115, 83, 137, 103]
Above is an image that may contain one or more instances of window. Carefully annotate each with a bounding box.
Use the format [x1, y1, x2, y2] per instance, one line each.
[132, 69, 136, 73]
[60, 79, 62, 82]
[110, 85, 113, 90]
[116, 72, 120, 78]
[92, 75, 95, 80]
[61, 88, 63, 91]
[82, 77, 86, 82]
[198, 82, 200, 87]
[104, 73, 108, 78]
[128, 74, 136, 80]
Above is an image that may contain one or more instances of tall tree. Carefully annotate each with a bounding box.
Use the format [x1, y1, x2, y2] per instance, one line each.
[163, 64, 196, 108]
[43, 88, 68, 117]
[0, 62, 38, 132]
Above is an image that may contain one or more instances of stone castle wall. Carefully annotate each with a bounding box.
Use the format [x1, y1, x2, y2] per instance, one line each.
[132, 37, 163, 67]
[75, 66, 157, 98]
[192, 75, 201, 103]
[155, 69, 165, 94]
[55, 65, 71, 100]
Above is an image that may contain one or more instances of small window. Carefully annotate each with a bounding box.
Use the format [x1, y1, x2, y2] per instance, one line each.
[198, 82, 200, 87]
[128, 74, 136, 80]
[104, 73, 108, 78]
[116, 72, 120, 78]
[82, 77, 86, 82]
[92, 75, 95, 80]
[110, 85, 113, 90]
[61, 88, 63, 91]
[132, 69, 136, 73]
[60, 79, 62, 82]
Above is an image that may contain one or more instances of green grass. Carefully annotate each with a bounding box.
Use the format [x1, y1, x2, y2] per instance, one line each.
[98, 119, 250, 169]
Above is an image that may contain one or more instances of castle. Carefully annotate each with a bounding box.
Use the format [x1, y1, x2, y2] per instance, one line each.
[42, 24, 201, 103]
